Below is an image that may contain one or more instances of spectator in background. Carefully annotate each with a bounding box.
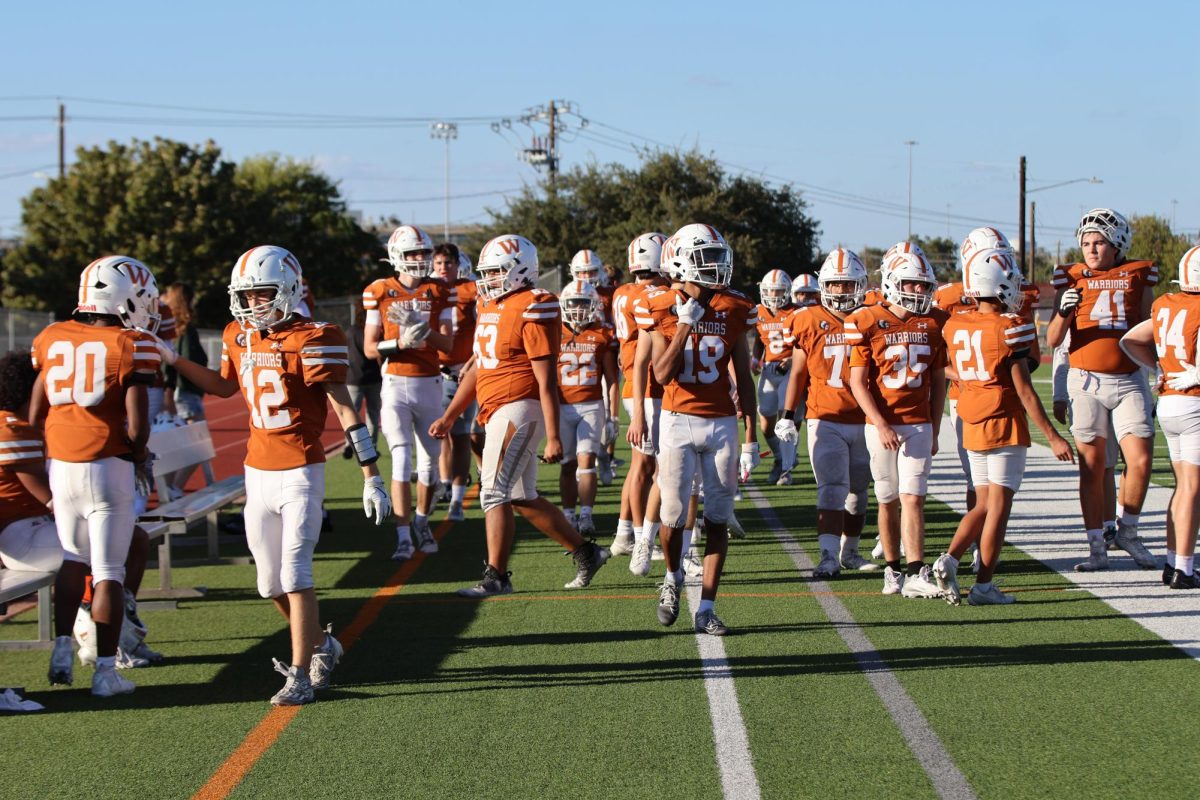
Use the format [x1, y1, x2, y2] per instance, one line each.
[343, 296, 382, 460]
[604, 261, 623, 287]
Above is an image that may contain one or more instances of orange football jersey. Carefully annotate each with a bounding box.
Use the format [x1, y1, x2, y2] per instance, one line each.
[1052, 260, 1157, 373]
[862, 288, 885, 306]
[755, 304, 799, 363]
[626, 284, 668, 400]
[362, 276, 456, 377]
[642, 288, 758, 418]
[845, 302, 948, 425]
[1153, 292, 1200, 399]
[439, 277, 478, 368]
[596, 284, 615, 326]
[31, 320, 160, 461]
[945, 311, 1037, 450]
[150, 303, 176, 390]
[220, 320, 348, 470]
[474, 287, 561, 424]
[786, 305, 865, 424]
[0, 410, 49, 531]
[558, 323, 616, 405]
[933, 282, 975, 316]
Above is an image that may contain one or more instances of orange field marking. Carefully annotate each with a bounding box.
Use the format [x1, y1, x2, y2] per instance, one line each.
[191, 485, 479, 800]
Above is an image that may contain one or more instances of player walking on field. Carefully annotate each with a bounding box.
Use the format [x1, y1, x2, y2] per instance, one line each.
[846, 250, 947, 598]
[777, 248, 878, 577]
[363, 225, 457, 561]
[1046, 208, 1159, 572]
[30, 256, 161, 696]
[752, 269, 800, 486]
[431, 234, 609, 596]
[643, 224, 759, 635]
[1119, 246, 1200, 588]
[932, 249, 1074, 605]
[432, 244, 479, 523]
[162, 246, 391, 705]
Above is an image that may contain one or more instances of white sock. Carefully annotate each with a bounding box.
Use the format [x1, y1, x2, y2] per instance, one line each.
[817, 533, 839, 556]
[667, 569, 683, 585]
[96, 655, 116, 669]
[697, 599, 715, 614]
[646, 521, 661, 543]
[840, 535, 860, 560]
[632, 525, 644, 544]
[617, 518, 633, 536]
[396, 525, 411, 544]
[1120, 512, 1140, 528]
[681, 529, 693, 557]
[451, 484, 466, 503]
[581, 505, 593, 518]
[1176, 554, 1195, 575]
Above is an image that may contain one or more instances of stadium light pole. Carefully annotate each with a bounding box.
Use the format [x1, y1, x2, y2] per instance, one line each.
[904, 140, 918, 239]
[430, 122, 458, 242]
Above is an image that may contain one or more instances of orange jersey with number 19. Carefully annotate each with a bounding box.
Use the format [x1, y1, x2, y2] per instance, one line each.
[945, 311, 1036, 450]
[558, 323, 616, 405]
[786, 305, 864, 424]
[220, 320, 348, 470]
[30, 320, 161, 462]
[845, 302, 948, 425]
[1053, 260, 1157, 373]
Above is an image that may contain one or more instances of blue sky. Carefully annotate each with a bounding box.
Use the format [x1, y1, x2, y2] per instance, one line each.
[1, 0, 1196, 259]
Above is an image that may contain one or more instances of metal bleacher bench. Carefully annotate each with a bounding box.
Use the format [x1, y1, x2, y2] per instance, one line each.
[137, 421, 246, 598]
[0, 569, 56, 650]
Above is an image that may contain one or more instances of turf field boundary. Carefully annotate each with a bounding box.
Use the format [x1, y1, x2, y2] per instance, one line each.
[682, 580, 762, 800]
[927, 424, 1200, 659]
[191, 485, 478, 800]
[742, 483, 978, 800]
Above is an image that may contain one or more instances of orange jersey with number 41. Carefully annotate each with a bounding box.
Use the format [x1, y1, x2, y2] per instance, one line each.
[1052, 260, 1157, 373]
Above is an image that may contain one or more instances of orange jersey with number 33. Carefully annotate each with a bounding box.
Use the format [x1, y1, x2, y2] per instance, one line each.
[220, 320, 348, 470]
[845, 302, 948, 425]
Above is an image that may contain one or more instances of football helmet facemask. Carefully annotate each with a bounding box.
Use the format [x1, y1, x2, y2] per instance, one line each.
[1076, 208, 1131, 259]
[229, 245, 303, 330]
[759, 269, 792, 311]
[387, 225, 436, 278]
[882, 252, 937, 314]
[663, 224, 733, 288]
[560, 279, 601, 329]
[476, 235, 538, 301]
[818, 248, 867, 313]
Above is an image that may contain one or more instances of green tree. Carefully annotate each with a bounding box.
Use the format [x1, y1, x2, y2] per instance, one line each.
[469, 150, 821, 291]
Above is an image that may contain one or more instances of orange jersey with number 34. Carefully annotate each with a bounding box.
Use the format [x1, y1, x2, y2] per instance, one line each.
[1153, 292, 1200, 399]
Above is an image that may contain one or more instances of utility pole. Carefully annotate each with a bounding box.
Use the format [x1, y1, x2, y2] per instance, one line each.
[430, 122, 458, 242]
[547, 98, 558, 192]
[1030, 201, 1037, 284]
[58, 102, 65, 178]
[904, 140, 918, 239]
[1172, 199, 1179, 233]
[1018, 156, 1027, 277]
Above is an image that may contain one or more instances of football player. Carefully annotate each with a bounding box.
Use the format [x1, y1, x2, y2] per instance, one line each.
[432, 243, 478, 522]
[30, 256, 160, 697]
[611, 232, 668, 570]
[644, 224, 759, 635]
[1046, 208, 1159, 571]
[1119, 246, 1200, 588]
[777, 248, 878, 577]
[431, 235, 610, 595]
[846, 250, 947, 598]
[160, 245, 391, 706]
[569, 248, 619, 485]
[556, 280, 619, 535]
[932, 250, 1073, 605]
[363, 225, 457, 560]
[790, 273, 820, 308]
[754, 269, 800, 485]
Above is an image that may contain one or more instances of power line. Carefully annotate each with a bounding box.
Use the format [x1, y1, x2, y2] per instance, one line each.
[0, 164, 57, 181]
[351, 188, 523, 205]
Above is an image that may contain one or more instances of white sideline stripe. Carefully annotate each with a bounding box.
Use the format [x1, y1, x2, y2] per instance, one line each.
[928, 423, 1200, 659]
[682, 581, 761, 800]
[743, 484, 977, 800]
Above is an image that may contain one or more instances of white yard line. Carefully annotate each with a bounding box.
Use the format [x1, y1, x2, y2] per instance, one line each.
[927, 424, 1200, 659]
[743, 484, 977, 800]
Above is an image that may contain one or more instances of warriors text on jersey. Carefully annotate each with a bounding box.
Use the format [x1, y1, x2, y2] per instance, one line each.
[944, 311, 1037, 450]
[845, 302, 948, 425]
[755, 304, 798, 363]
[1052, 260, 1158, 373]
[31, 320, 161, 461]
[0, 411, 48, 530]
[473, 287, 561, 424]
[361, 276, 456, 377]
[786, 305, 864, 424]
[220, 320, 349, 470]
[558, 323, 616, 405]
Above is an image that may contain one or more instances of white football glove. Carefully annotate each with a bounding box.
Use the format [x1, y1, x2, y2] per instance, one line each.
[386, 302, 423, 328]
[134, 453, 156, 498]
[738, 442, 760, 483]
[1166, 361, 1200, 392]
[601, 418, 618, 447]
[1058, 288, 1081, 316]
[674, 297, 704, 327]
[137, 329, 177, 365]
[774, 417, 798, 444]
[399, 321, 431, 348]
[363, 475, 391, 524]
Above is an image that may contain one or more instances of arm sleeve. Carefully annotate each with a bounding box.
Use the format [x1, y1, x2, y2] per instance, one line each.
[1051, 336, 1069, 402]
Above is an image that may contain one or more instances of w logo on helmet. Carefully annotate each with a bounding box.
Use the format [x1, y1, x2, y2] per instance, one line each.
[496, 239, 522, 255]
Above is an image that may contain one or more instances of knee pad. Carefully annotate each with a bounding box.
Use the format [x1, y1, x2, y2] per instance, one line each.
[816, 482, 850, 512]
[575, 467, 597, 480]
[844, 490, 867, 516]
[873, 479, 899, 505]
[390, 441, 413, 482]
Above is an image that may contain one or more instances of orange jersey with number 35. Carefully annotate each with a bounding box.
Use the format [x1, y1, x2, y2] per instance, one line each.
[31, 320, 161, 461]
[1153, 292, 1200, 399]
[845, 302, 948, 425]
[1053, 260, 1157, 373]
[786, 305, 864, 424]
[643, 288, 757, 418]
[473, 287, 561, 424]
[755, 304, 798, 363]
[945, 311, 1037, 450]
[558, 323, 615, 405]
[220, 320, 348, 470]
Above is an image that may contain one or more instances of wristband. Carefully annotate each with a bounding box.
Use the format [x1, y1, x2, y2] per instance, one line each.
[345, 423, 379, 465]
[781, 409, 795, 421]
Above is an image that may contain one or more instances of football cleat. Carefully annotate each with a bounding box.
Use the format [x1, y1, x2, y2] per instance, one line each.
[1170, 570, 1200, 590]
[767, 461, 783, 485]
[682, 549, 704, 578]
[413, 518, 438, 555]
[49, 636, 74, 686]
[563, 509, 577, 530]
[114, 649, 150, 670]
[447, 500, 465, 522]
[901, 566, 943, 600]
[871, 537, 885, 560]
[457, 564, 514, 597]
[598, 458, 614, 487]
[776, 471, 793, 486]
[694, 609, 729, 636]
[577, 512, 596, 537]
[932, 554, 961, 606]
[1103, 523, 1119, 551]
[967, 583, 1015, 606]
[882, 567, 904, 596]
[391, 534, 415, 562]
[1163, 562, 1176, 587]
[651, 543, 664, 561]
[309, 624, 343, 691]
[91, 666, 136, 698]
[629, 539, 653, 577]
[657, 580, 682, 626]
[434, 481, 452, 505]
[840, 551, 880, 572]
[270, 659, 314, 706]
[1074, 535, 1109, 572]
[0, 688, 43, 713]
[128, 641, 164, 664]
[812, 550, 841, 579]
[565, 541, 610, 589]
[609, 532, 635, 556]
[727, 513, 746, 540]
[1114, 522, 1157, 569]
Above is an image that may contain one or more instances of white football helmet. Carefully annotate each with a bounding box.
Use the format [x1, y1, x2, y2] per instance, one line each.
[386, 225, 435, 278]
[959, 226, 1013, 273]
[1076, 208, 1132, 258]
[560, 279, 601, 329]
[882, 251, 937, 314]
[476, 234, 538, 301]
[663, 224, 733, 287]
[458, 250, 475, 281]
[1176, 246, 1200, 292]
[77, 255, 159, 331]
[818, 248, 868, 313]
[229, 245, 303, 330]
[759, 269, 792, 311]
[790, 273, 820, 306]
[628, 233, 667, 277]
[883, 240, 927, 266]
[569, 249, 607, 286]
[962, 247, 1022, 313]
